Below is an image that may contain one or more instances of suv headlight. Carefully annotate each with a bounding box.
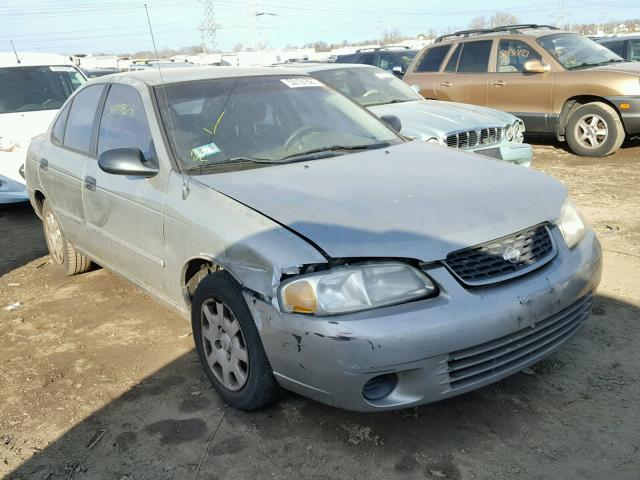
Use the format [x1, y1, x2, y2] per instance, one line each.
[279, 262, 436, 316]
[557, 198, 586, 249]
[514, 120, 525, 142]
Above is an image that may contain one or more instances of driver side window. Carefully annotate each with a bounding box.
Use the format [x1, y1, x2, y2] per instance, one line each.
[497, 40, 542, 73]
[98, 84, 155, 162]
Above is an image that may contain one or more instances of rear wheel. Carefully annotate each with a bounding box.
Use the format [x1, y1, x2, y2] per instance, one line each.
[42, 200, 92, 275]
[191, 271, 282, 410]
[565, 102, 625, 157]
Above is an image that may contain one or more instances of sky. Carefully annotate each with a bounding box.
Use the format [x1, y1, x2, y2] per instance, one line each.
[1, 0, 639, 55]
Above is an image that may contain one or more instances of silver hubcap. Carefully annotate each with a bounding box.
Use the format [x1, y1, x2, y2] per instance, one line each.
[201, 300, 249, 391]
[575, 114, 608, 149]
[44, 211, 64, 264]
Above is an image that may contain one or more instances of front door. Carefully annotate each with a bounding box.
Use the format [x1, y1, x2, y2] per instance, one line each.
[82, 83, 166, 291]
[487, 39, 554, 132]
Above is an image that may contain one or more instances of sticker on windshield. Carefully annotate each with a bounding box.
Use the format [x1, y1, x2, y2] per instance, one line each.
[49, 66, 77, 72]
[191, 142, 221, 162]
[280, 77, 324, 88]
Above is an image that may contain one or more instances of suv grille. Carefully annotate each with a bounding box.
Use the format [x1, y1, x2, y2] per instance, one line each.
[444, 224, 555, 286]
[445, 127, 503, 149]
[446, 294, 592, 391]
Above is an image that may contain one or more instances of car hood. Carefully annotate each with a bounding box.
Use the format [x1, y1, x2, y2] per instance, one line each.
[368, 100, 516, 140]
[587, 61, 640, 75]
[195, 141, 566, 262]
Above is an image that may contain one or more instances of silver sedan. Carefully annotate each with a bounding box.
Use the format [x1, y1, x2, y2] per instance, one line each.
[25, 67, 602, 411]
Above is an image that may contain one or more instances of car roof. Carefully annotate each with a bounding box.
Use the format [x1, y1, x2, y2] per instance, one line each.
[0, 52, 76, 68]
[91, 66, 308, 86]
[274, 63, 377, 74]
[433, 25, 572, 44]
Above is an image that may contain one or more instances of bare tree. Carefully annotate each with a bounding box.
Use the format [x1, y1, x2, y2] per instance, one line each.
[490, 12, 520, 28]
[232, 43, 244, 52]
[381, 28, 405, 45]
[469, 16, 488, 29]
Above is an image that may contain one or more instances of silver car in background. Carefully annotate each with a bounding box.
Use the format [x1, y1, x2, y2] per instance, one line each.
[290, 63, 533, 166]
[26, 67, 601, 412]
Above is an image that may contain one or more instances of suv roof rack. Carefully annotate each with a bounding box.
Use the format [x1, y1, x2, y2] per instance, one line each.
[435, 24, 559, 43]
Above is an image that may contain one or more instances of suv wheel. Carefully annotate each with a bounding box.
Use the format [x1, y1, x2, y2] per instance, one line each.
[42, 199, 92, 275]
[191, 271, 282, 410]
[565, 102, 625, 157]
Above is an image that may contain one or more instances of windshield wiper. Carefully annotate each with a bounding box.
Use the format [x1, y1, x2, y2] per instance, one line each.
[278, 142, 391, 162]
[365, 99, 411, 107]
[568, 58, 626, 70]
[183, 156, 273, 174]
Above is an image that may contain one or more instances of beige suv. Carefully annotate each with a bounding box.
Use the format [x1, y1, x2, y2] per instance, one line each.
[404, 24, 640, 157]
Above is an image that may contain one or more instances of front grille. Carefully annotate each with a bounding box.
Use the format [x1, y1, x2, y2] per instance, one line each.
[445, 127, 503, 150]
[446, 294, 593, 391]
[444, 224, 555, 287]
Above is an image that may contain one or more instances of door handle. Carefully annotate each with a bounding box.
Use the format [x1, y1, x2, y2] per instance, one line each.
[492, 80, 506, 87]
[84, 175, 96, 191]
[440, 81, 453, 87]
[39, 157, 48, 170]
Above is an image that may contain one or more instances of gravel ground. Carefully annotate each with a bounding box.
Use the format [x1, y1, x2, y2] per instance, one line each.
[1, 138, 639, 480]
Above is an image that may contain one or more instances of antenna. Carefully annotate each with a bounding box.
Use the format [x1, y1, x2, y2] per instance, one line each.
[10, 40, 21, 64]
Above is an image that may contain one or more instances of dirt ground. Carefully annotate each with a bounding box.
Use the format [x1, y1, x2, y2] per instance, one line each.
[1, 138, 639, 480]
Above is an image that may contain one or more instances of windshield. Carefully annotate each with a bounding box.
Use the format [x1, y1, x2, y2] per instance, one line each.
[0, 65, 85, 114]
[157, 75, 402, 171]
[313, 67, 423, 107]
[538, 33, 625, 70]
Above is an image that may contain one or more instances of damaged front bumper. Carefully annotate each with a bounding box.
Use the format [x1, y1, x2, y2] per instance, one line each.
[245, 228, 602, 412]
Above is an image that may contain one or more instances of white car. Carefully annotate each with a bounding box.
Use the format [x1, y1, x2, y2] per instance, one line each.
[0, 52, 86, 203]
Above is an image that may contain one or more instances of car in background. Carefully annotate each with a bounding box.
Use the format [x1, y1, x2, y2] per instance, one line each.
[404, 24, 640, 157]
[26, 67, 601, 412]
[289, 63, 532, 166]
[595, 36, 640, 62]
[0, 52, 86, 203]
[84, 68, 120, 78]
[334, 47, 417, 77]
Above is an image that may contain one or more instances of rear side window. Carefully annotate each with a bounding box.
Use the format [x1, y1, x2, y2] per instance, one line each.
[415, 45, 451, 72]
[457, 40, 493, 73]
[600, 40, 625, 57]
[51, 103, 70, 146]
[358, 53, 376, 65]
[63, 85, 105, 154]
[98, 84, 155, 161]
[631, 40, 640, 61]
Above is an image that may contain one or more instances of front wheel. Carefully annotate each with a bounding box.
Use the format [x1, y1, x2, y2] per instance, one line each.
[565, 102, 625, 157]
[191, 271, 282, 410]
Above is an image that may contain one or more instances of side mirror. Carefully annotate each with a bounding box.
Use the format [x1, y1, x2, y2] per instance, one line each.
[410, 84, 421, 93]
[523, 59, 551, 73]
[380, 114, 402, 133]
[392, 65, 404, 76]
[98, 148, 159, 177]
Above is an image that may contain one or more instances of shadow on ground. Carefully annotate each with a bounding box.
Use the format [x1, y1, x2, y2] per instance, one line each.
[0, 202, 46, 276]
[5, 293, 639, 480]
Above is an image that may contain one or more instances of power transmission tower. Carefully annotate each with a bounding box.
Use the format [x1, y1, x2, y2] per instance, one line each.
[199, 0, 218, 54]
[248, 0, 258, 50]
[555, 0, 565, 28]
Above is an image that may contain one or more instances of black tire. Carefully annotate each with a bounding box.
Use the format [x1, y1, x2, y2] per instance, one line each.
[41, 199, 92, 276]
[565, 102, 625, 157]
[191, 271, 282, 410]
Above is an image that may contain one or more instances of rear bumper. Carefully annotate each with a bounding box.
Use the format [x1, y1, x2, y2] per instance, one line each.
[247, 227, 602, 411]
[606, 95, 640, 134]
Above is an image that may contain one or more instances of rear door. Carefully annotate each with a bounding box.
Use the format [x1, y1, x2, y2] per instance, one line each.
[433, 40, 492, 105]
[82, 83, 166, 289]
[38, 84, 106, 244]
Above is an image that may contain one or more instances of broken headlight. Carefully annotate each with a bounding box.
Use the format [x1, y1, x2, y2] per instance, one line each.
[279, 262, 436, 316]
[557, 198, 586, 249]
